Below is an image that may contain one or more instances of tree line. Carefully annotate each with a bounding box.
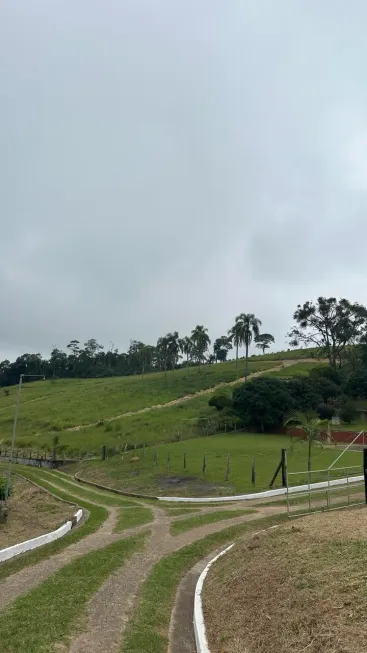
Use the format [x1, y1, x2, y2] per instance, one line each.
[2, 295, 367, 387]
[209, 364, 367, 434]
[0, 314, 274, 387]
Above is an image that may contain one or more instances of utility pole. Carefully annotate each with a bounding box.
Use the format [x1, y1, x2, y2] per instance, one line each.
[4, 373, 45, 504]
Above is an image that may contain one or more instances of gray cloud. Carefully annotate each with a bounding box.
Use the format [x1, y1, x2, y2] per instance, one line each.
[2, 1, 367, 360]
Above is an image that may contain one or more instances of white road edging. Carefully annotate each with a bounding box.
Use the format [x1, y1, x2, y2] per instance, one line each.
[194, 526, 279, 653]
[159, 474, 364, 503]
[194, 543, 234, 653]
[0, 508, 83, 563]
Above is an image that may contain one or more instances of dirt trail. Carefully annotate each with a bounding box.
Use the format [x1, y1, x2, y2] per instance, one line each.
[63, 505, 282, 653]
[0, 470, 284, 653]
[66, 359, 308, 432]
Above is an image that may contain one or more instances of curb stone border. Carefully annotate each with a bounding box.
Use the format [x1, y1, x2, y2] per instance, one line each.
[74, 471, 363, 503]
[193, 526, 279, 653]
[0, 508, 83, 563]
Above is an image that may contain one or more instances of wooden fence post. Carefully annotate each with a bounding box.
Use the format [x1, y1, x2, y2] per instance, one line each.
[251, 456, 256, 487]
[225, 453, 230, 481]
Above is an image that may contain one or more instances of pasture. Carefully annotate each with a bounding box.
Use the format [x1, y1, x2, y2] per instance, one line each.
[76, 432, 361, 497]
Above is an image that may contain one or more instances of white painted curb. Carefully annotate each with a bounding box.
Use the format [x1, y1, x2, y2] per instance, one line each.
[194, 526, 279, 653]
[159, 474, 364, 503]
[0, 508, 83, 563]
[194, 543, 234, 653]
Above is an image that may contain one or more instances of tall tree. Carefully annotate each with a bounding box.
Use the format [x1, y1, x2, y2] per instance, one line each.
[288, 297, 367, 369]
[254, 333, 275, 355]
[232, 313, 262, 380]
[228, 321, 242, 378]
[156, 335, 170, 379]
[213, 336, 232, 362]
[190, 325, 211, 369]
[179, 336, 193, 364]
[166, 332, 180, 371]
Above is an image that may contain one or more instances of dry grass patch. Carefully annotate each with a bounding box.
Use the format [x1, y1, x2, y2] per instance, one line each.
[204, 507, 367, 653]
[0, 476, 73, 549]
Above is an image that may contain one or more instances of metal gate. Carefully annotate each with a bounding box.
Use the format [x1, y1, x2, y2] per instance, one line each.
[286, 464, 365, 517]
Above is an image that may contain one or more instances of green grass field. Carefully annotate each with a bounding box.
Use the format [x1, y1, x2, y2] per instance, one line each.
[76, 432, 362, 497]
[0, 359, 281, 450]
[2, 360, 330, 457]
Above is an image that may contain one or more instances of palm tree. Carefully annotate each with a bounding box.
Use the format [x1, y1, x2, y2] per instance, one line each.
[190, 325, 211, 370]
[179, 336, 193, 364]
[228, 322, 243, 379]
[166, 332, 180, 372]
[232, 313, 262, 380]
[284, 412, 328, 484]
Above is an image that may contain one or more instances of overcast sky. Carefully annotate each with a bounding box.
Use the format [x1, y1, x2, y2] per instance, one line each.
[2, 1, 367, 361]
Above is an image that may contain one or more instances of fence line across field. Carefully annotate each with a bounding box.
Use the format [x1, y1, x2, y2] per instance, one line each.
[286, 464, 366, 517]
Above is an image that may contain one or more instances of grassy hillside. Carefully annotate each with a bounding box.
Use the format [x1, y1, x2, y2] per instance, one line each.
[248, 346, 322, 361]
[5, 361, 328, 456]
[0, 358, 327, 456]
[0, 359, 285, 450]
[76, 432, 361, 497]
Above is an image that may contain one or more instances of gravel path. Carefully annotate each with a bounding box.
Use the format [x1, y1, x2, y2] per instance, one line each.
[64, 503, 282, 653]
[0, 470, 285, 652]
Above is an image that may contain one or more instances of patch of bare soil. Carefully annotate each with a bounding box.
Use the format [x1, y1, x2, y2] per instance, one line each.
[157, 474, 231, 496]
[0, 476, 74, 549]
[204, 507, 367, 653]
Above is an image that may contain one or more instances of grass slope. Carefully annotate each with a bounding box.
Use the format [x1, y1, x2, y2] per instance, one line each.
[0, 475, 73, 549]
[204, 509, 367, 653]
[0, 359, 276, 444]
[78, 433, 362, 497]
[0, 534, 146, 653]
[0, 468, 108, 582]
[12, 361, 328, 456]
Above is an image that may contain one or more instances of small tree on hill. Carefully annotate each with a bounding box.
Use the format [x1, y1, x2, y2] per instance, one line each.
[213, 337, 232, 362]
[208, 394, 233, 411]
[288, 297, 367, 369]
[254, 333, 275, 354]
[284, 413, 328, 483]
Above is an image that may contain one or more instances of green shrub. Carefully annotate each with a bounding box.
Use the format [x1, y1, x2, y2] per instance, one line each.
[208, 394, 233, 411]
[232, 377, 294, 432]
[340, 403, 357, 424]
[316, 403, 335, 420]
[0, 476, 12, 501]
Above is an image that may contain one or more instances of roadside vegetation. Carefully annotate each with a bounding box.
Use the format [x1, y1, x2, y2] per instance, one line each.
[204, 509, 367, 653]
[0, 475, 73, 549]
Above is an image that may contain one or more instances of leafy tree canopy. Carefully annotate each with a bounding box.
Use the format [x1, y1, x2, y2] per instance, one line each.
[288, 297, 367, 369]
[232, 377, 294, 432]
[254, 333, 275, 354]
[285, 376, 323, 412]
[344, 369, 367, 399]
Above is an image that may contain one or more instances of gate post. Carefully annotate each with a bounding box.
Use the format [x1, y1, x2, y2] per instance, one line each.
[281, 448, 287, 487]
[364, 449, 367, 504]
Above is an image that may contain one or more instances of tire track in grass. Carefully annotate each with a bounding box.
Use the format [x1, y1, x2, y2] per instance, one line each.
[0, 534, 146, 653]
